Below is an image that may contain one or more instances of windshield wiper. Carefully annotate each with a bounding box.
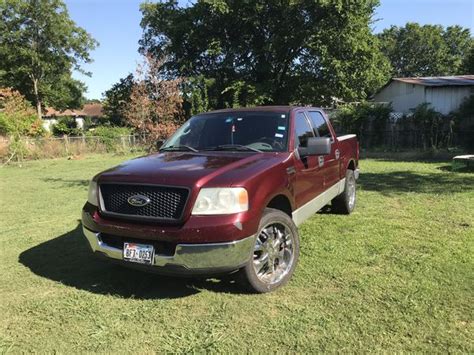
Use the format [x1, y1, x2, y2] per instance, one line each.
[204, 144, 262, 153]
[160, 145, 198, 152]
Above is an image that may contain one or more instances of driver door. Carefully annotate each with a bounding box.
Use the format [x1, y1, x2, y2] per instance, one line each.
[293, 111, 325, 208]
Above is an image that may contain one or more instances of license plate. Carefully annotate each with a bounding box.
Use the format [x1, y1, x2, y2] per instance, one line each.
[123, 242, 154, 265]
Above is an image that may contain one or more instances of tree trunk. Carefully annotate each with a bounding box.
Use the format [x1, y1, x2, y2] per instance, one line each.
[32, 77, 42, 120]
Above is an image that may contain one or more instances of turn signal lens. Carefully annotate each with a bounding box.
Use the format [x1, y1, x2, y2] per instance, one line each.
[87, 180, 98, 206]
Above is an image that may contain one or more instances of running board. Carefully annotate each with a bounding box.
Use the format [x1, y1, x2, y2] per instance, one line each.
[292, 179, 346, 226]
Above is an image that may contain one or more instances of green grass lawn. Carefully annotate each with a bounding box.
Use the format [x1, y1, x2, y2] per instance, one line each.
[0, 154, 473, 352]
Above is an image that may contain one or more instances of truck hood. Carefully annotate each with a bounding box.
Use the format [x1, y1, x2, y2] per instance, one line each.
[98, 151, 287, 187]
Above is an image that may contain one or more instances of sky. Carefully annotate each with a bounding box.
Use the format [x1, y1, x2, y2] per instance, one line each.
[65, 0, 474, 100]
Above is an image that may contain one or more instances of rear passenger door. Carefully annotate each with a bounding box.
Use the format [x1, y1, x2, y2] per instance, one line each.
[307, 110, 340, 188]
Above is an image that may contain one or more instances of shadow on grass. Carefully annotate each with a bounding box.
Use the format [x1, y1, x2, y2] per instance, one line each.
[360, 151, 460, 163]
[19, 223, 247, 299]
[358, 170, 474, 195]
[41, 178, 89, 188]
[437, 165, 474, 173]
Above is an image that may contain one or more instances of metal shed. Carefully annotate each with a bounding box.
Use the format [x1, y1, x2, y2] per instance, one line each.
[373, 75, 474, 115]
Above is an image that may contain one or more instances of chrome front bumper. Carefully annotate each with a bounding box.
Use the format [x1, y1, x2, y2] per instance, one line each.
[82, 227, 255, 273]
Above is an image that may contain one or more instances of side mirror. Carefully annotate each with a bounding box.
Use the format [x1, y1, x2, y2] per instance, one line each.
[298, 137, 331, 156]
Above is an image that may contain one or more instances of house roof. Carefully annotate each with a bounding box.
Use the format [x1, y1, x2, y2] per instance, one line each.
[82, 103, 103, 117]
[44, 107, 81, 116]
[392, 75, 474, 87]
[44, 103, 103, 118]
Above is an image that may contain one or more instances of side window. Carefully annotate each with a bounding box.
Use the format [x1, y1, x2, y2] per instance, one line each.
[294, 112, 314, 148]
[308, 111, 331, 138]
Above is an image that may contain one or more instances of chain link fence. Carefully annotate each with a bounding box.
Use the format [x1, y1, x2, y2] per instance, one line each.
[327, 107, 474, 152]
[0, 134, 149, 163]
[1, 121, 473, 164]
[345, 129, 474, 151]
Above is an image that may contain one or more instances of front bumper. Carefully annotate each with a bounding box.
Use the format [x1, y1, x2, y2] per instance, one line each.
[82, 226, 255, 275]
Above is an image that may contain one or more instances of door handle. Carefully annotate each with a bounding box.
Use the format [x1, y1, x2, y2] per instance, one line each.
[318, 156, 324, 167]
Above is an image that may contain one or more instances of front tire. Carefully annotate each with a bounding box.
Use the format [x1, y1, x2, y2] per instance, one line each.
[331, 169, 356, 214]
[238, 208, 300, 293]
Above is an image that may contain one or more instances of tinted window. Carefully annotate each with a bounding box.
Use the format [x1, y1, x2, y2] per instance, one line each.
[162, 111, 290, 152]
[294, 112, 314, 148]
[308, 111, 331, 138]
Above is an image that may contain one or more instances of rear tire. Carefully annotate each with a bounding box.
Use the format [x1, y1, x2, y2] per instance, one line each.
[331, 169, 356, 214]
[238, 208, 300, 293]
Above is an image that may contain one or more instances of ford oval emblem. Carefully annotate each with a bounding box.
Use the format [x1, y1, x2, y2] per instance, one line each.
[127, 194, 151, 207]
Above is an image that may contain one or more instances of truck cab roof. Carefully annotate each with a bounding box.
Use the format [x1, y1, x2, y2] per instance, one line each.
[205, 106, 324, 114]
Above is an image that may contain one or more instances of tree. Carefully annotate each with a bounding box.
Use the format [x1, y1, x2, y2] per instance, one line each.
[378, 23, 473, 77]
[0, 0, 98, 118]
[462, 45, 474, 74]
[181, 75, 215, 116]
[102, 74, 135, 126]
[123, 54, 184, 147]
[139, 0, 390, 107]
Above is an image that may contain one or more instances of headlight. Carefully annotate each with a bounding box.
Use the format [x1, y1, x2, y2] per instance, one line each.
[87, 180, 98, 206]
[192, 187, 248, 215]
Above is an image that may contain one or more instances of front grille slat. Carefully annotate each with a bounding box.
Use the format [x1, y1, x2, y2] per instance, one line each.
[99, 184, 189, 222]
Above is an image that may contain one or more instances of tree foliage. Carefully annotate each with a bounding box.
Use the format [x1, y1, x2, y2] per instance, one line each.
[123, 55, 184, 146]
[378, 23, 473, 77]
[182, 75, 215, 116]
[462, 44, 474, 74]
[0, 0, 98, 118]
[139, 0, 390, 107]
[102, 74, 135, 126]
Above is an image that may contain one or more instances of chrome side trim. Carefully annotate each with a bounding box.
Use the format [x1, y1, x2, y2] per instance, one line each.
[338, 134, 357, 141]
[82, 227, 255, 270]
[292, 178, 346, 226]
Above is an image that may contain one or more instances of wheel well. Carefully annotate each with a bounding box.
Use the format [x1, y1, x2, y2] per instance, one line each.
[347, 160, 356, 171]
[267, 195, 292, 217]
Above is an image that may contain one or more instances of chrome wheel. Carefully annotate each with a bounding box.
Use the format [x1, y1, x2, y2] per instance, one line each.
[347, 176, 356, 210]
[252, 222, 295, 285]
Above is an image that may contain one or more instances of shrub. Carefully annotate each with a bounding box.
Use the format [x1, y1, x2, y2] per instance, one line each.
[451, 95, 474, 150]
[52, 116, 83, 136]
[409, 103, 444, 150]
[86, 126, 132, 152]
[0, 88, 44, 137]
[332, 102, 392, 148]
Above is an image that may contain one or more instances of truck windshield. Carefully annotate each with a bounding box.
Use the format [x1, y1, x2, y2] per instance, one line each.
[161, 111, 290, 152]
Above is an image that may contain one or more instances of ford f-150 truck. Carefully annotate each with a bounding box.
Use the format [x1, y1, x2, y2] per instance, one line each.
[82, 106, 359, 292]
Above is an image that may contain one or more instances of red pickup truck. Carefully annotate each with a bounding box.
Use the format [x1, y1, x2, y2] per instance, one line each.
[82, 106, 359, 292]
